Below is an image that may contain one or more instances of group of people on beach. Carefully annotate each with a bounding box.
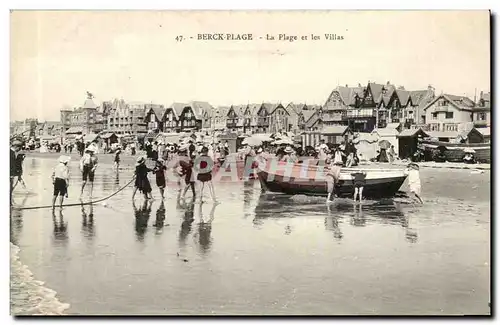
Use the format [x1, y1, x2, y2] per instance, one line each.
[132, 137, 224, 204]
[10, 130, 422, 210]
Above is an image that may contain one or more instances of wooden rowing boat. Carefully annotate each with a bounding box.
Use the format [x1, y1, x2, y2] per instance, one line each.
[255, 157, 407, 198]
[420, 140, 490, 163]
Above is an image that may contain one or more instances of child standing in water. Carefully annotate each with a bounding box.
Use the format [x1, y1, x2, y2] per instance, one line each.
[154, 158, 167, 199]
[52, 155, 71, 209]
[405, 162, 423, 204]
[351, 171, 367, 202]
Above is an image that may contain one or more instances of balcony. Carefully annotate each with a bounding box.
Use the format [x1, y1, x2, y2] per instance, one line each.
[432, 105, 450, 113]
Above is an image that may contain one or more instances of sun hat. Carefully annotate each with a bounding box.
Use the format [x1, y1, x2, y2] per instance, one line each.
[12, 140, 22, 147]
[59, 155, 71, 164]
[284, 146, 293, 154]
[257, 148, 263, 154]
[178, 144, 188, 152]
[407, 162, 419, 170]
[136, 156, 146, 166]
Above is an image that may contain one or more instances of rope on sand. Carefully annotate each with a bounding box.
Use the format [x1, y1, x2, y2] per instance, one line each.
[14, 176, 136, 211]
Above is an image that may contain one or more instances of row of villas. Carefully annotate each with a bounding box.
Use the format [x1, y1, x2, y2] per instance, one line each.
[144, 102, 291, 134]
[20, 83, 489, 141]
[297, 82, 490, 133]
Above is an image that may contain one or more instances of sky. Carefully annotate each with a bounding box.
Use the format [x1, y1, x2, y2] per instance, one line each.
[10, 10, 490, 121]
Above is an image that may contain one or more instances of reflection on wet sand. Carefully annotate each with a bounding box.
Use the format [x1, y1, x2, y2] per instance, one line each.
[133, 200, 152, 242]
[178, 201, 195, 249]
[10, 194, 29, 246]
[81, 203, 95, 240]
[52, 209, 68, 245]
[153, 201, 167, 234]
[326, 205, 343, 240]
[254, 194, 419, 242]
[194, 202, 218, 256]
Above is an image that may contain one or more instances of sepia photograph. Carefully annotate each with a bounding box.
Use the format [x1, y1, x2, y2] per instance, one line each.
[9, 10, 491, 316]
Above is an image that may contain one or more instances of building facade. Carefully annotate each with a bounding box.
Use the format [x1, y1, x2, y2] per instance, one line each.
[107, 99, 147, 136]
[423, 94, 476, 132]
[266, 103, 289, 133]
[144, 104, 166, 133]
[61, 93, 106, 136]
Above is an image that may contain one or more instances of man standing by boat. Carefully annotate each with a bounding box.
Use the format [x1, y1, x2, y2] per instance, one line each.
[326, 147, 344, 203]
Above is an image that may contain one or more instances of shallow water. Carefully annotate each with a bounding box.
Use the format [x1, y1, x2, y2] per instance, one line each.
[11, 156, 490, 315]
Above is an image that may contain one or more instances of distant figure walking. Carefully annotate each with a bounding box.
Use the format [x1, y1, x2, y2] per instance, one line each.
[132, 156, 153, 200]
[114, 149, 121, 171]
[52, 155, 71, 209]
[79, 147, 98, 198]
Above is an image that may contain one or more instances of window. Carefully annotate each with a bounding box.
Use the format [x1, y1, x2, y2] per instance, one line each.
[479, 112, 486, 121]
[432, 112, 438, 120]
[445, 112, 454, 119]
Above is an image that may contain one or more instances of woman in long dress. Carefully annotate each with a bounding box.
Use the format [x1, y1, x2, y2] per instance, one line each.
[132, 156, 153, 200]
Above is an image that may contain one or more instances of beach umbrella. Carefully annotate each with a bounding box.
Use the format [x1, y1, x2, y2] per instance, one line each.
[463, 148, 476, 154]
[253, 134, 273, 142]
[378, 140, 391, 149]
[273, 137, 294, 145]
[242, 137, 263, 146]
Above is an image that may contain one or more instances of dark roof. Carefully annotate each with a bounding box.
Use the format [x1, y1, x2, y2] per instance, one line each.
[286, 103, 305, 115]
[337, 86, 364, 106]
[170, 102, 189, 117]
[396, 89, 411, 106]
[397, 128, 430, 138]
[368, 83, 385, 104]
[147, 105, 165, 120]
[190, 101, 213, 119]
[443, 94, 475, 107]
[302, 110, 316, 124]
[409, 90, 428, 106]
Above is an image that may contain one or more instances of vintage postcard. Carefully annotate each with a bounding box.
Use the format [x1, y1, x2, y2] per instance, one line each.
[9, 10, 490, 316]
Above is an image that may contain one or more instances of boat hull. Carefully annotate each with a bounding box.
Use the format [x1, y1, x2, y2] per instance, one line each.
[421, 141, 491, 163]
[256, 158, 407, 199]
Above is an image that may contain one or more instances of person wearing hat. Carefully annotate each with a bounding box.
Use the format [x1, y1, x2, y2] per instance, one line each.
[174, 144, 196, 200]
[280, 146, 297, 163]
[51, 155, 71, 209]
[404, 163, 423, 204]
[153, 158, 167, 199]
[132, 156, 154, 200]
[12, 152, 27, 191]
[10, 140, 23, 205]
[79, 147, 99, 198]
[195, 146, 218, 203]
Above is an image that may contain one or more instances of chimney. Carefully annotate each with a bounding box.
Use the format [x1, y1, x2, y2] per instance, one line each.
[345, 84, 348, 87]
[386, 81, 390, 85]
[358, 83, 362, 87]
[480, 90, 484, 100]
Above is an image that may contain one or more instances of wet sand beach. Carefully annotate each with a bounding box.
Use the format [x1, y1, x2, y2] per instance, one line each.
[10, 154, 490, 315]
